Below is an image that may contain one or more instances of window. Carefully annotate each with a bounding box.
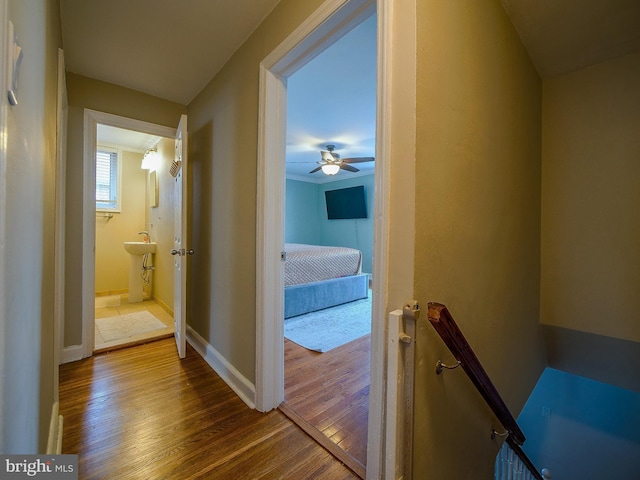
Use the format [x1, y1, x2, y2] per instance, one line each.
[95, 146, 121, 211]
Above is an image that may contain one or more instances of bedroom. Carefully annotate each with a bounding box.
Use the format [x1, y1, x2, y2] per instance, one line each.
[280, 12, 376, 471]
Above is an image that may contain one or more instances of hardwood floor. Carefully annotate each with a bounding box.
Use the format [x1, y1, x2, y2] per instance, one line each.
[283, 334, 370, 476]
[59, 339, 358, 479]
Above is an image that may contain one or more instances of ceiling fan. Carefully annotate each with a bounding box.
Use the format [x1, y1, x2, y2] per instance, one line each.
[309, 145, 375, 176]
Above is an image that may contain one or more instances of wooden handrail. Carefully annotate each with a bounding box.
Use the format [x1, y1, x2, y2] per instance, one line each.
[427, 302, 543, 480]
[427, 302, 525, 444]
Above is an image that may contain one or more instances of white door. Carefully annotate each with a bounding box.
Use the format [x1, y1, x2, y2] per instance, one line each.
[172, 114, 188, 358]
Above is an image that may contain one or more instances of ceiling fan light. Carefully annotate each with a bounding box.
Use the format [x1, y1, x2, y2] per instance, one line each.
[321, 163, 340, 176]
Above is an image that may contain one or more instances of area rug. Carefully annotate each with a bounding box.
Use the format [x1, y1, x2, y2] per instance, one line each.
[96, 311, 167, 342]
[284, 291, 371, 352]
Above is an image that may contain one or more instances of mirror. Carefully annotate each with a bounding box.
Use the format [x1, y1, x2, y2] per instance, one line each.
[149, 170, 158, 207]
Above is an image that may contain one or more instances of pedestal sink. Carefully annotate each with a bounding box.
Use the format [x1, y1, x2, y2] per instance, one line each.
[123, 242, 156, 303]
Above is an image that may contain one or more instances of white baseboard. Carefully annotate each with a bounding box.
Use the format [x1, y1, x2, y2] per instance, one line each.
[61, 344, 84, 364]
[186, 326, 256, 409]
[46, 402, 63, 454]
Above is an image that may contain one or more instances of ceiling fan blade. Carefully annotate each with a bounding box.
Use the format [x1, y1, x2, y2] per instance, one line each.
[309, 166, 323, 173]
[342, 156, 375, 164]
[341, 164, 360, 172]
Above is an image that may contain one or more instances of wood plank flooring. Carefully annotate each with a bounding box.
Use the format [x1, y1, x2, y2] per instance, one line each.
[283, 334, 370, 473]
[59, 339, 358, 480]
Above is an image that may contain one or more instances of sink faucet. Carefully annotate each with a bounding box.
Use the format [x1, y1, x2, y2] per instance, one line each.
[138, 231, 150, 243]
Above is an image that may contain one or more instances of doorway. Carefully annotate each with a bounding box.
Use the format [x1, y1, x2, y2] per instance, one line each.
[93, 125, 175, 352]
[280, 12, 377, 473]
[256, 0, 393, 478]
[82, 110, 177, 358]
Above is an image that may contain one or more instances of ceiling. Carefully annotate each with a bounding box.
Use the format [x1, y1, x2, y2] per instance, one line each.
[97, 124, 162, 153]
[59, 0, 283, 105]
[500, 0, 640, 79]
[61, 0, 640, 181]
[284, 14, 377, 182]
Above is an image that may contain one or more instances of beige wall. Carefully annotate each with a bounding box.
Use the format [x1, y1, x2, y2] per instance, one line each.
[412, 1, 547, 477]
[64, 74, 185, 346]
[95, 149, 146, 294]
[186, 0, 325, 383]
[541, 53, 640, 342]
[1, 0, 61, 453]
[147, 137, 175, 311]
[184, 2, 548, 477]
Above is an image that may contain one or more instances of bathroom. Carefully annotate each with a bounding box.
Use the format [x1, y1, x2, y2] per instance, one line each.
[94, 125, 176, 351]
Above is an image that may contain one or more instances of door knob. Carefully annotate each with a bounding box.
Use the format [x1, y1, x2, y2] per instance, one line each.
[171, 248, 195, 256]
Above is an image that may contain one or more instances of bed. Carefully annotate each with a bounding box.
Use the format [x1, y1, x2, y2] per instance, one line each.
[284, 243, 369, 318]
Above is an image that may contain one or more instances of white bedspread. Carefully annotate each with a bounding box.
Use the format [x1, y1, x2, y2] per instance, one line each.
[284, 243, 362, 286]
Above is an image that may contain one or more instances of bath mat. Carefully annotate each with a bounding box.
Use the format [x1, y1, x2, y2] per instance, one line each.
[284, 291, 371, 352]
[95, 295, 121, 308]
[96, 311, 167, 342]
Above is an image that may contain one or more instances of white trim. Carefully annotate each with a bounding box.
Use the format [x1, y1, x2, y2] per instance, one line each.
[82, 110, 176, 359]
[369, 0, 418, 477]
[186, 326, 256, 409]
[256, 0, 376, 412]
[54, 48, 67, 376]
[367, 0, 393, 476]
[61, 344, 84, 364]
[256, 1, 390, 479]
[82, 111, 97, 358]
[0, 0, 9, 453]
[385, 310, 404, 480]
[261, 0, 352, 74]
[255, 64, 287, 410]
[46, 402, 63, 455]
[367, 0, 417, 479]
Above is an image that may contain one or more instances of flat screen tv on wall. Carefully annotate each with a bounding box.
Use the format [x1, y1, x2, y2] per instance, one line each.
[325, 185, 367, 220]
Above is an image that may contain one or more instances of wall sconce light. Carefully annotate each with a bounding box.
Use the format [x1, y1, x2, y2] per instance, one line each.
[321, 163, 340, 176]
[141, 148, 159, 171]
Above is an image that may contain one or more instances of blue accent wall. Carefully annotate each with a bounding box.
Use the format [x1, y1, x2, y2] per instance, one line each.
[518, 368, 640, 479]
[285, 179, 321, 244]
[285, 175, 374, 274]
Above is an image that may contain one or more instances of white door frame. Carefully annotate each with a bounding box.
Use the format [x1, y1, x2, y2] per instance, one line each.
[255, 0, 393, 478]
[54, 48, 68, 389]
[0, 0, 8, 452]
[82, 110, 176, 358]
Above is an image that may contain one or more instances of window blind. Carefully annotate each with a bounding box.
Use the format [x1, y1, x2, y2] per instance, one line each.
[96, 149, 118, 209]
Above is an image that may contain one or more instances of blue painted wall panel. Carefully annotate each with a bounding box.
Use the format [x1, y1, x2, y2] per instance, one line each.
[518, 368, 640, 479]
[285, 175, 374, 274]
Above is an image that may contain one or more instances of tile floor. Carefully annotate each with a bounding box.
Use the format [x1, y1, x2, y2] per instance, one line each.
[94, 295, 174, 352]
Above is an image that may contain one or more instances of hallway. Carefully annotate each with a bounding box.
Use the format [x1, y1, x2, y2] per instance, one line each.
[59, 339, 358, 479]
